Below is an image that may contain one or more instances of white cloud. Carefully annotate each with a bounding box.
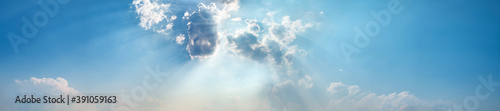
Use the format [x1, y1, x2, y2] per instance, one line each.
[268, 16, 313, 45]
[228, 15, 313, 68]
[227, 14, 314, 66]
[176, 34, 186, 44]
[298, 75, 313, 88]
[182, 0, 242, 59]
[129, 1, 454, 111]
[231, 17, 242, 22]
[132, 0, 241, 59]
[325, 82, 452, 111]
[217, 0, 240, 21]
[224, 12, 319, 110]
[182, 11, 192, 20]
[15, 77, 79, 95]
[227, 31, 268, 62]
[326, 82, 347, 94]
[132, 0, 175, 34]
[244, 19, 260, 34]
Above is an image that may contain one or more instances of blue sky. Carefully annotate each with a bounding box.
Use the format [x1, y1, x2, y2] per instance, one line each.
[1, 0, 500, 110]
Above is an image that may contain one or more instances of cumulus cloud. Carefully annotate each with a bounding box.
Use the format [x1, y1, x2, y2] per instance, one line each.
[268, 16, 313, 45]
[227, 16, 311, 66]
[15, 77, 79, 95]
[133, 0, 176, 34]
[244, 19, 260, 34]
[227, 32, 268, 62]
[217, 0, 240, 20]
[131, 0, 306, 61]
[130, 1, 454, 111]
[133, 0, 242, 59]
[325, 82, 452, 111]
[182, 0, 241, 59]
[231, 17, 242, 22]
[326, 82, 347, 94]
[182, 11, 192, 20]
[131, 0, 310, 61]
[223, 12, 319, 111]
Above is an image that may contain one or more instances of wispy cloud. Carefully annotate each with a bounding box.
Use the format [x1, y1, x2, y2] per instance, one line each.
[14, 77, 98, 111]
[15, 77, 79, 95]
[133, 0, 176, 34]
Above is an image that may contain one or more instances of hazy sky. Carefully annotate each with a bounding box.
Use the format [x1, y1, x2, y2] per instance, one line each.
[1, 0, 499, 111]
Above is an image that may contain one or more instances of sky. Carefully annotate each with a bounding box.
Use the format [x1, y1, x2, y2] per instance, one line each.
[0, 0, 500, 111]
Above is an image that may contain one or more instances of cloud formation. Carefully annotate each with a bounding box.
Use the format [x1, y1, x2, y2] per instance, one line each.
[327, 82, 347, 94]
[298, 75, 313, 88]
[227, 32, 268, 62]
[130, 1, 455, 111]
[182, 0, 240, 59]
[325, 82, 452, 111]
[15, 77, 79, 95]
[184, 3, 220, 59]
[133, 0, 176, 34]
[227, 16, 311, 66]
[223, 10, 318, 111]
[133, 0, 241, 59]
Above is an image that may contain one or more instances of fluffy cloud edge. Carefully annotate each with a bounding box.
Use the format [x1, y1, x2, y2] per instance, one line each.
[15, 77, 79, 95]
[13, 77, 99, 111]
[132, 0, 176, 34]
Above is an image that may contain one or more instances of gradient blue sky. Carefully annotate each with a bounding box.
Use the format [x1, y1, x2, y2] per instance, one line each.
[1, 0, 500, 110]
